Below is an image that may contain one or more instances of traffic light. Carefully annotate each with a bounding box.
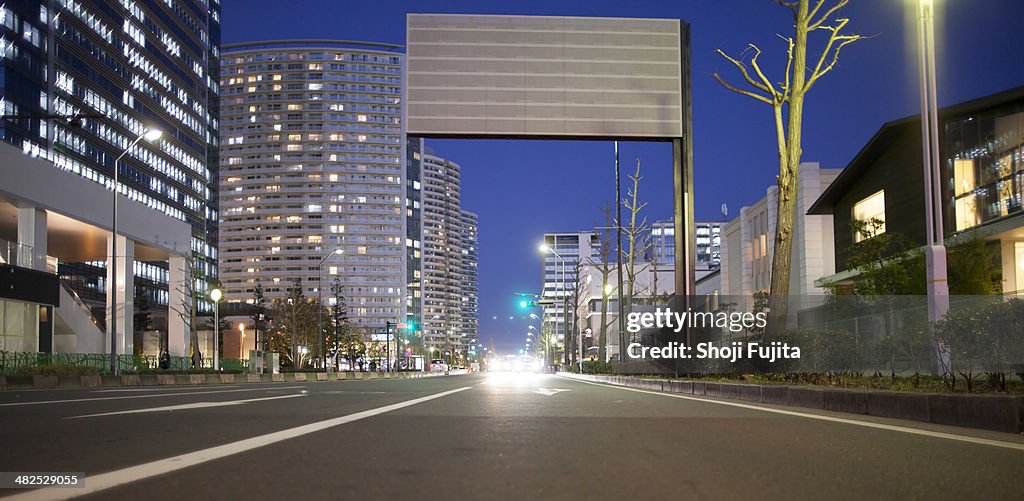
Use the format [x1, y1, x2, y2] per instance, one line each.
[519, 300, 537, 309]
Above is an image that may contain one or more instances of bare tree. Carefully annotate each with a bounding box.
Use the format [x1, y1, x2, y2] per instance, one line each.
[168, 253, 203, 368]
[713, 0, 863, 334]
[591, 202, 618, 362]
[616, 158, 652, 349]
[567, 259, 590, 365]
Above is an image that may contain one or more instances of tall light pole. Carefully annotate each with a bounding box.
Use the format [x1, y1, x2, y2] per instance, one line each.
[110, 128, 163, 375]
[539, 244, 567, 367]
[614, 141, 626, 361]
[210, 288, 222, 371]
[317, 248, 343, 372]
[915, 0, 950, 371]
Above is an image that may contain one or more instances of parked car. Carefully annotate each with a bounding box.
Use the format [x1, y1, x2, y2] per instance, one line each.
[429, 359, 448, 372]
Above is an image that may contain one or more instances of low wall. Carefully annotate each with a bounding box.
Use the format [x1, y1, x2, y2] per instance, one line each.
[561, 373, 1023, 434]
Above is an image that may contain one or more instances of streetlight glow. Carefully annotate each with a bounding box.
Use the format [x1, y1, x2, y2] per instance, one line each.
[210, 288, 222, 302]
[143, 128, 163, 142]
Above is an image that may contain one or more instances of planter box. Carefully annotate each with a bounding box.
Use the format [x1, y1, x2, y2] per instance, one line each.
[760, 385, 789, 405]
[293, 373, 307, 382]
[156, 374, 175, 385]
[246, 374, 261, 383]
[787, 387, 825, 410]
[102, 375, 122, 387]
[271, 374, 284, 382]
[0, 375, 5, 391]
[928, 394, 1021, 433]
[80, 375, 102, 388]
[720, 383, 741, 400]
[4, 376, 32, 389]
[316, 373, 329, 381]
[139, 374, 158, 386]
[33, 375, 58, 389]
[57, 376, 82, 388]
[823, 389, 868, 415]
[173, 375, 191, 385]
[219, 374, 235, 384]
[737, 384, 762, 403]
[121, 375, 142, 386]
[866, 392, 930, 422]
[188, 375, 205, 385]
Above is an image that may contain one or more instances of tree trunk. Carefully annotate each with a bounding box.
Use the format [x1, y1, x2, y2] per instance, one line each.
[766, 0, 810, 337]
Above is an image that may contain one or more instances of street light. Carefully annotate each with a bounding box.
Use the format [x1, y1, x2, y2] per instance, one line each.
[110, 127, 162, 375]
[210, 288, 222, 371]
[915, 0, 950, 372]
[317, 247, 343, 372]
[540, 243, 568, 367]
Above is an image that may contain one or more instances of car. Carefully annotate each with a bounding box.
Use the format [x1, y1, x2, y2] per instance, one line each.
[429, 359, 448, 372]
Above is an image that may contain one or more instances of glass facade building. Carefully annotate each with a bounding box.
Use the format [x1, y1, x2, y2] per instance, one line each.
[0, 0, 221, 318]
[947, 104, 1024, 233]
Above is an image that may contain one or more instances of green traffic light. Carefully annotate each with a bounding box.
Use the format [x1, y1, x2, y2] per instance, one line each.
[519, 300, 528, 308]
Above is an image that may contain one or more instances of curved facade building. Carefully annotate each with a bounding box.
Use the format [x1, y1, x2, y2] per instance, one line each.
[420, 153, 463, 354]
[218, 40, 405, 329]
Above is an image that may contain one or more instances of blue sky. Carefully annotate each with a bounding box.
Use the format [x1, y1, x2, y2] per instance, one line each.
[221, 0, 1024, 352]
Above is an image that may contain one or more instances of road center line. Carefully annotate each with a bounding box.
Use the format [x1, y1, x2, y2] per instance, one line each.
[10, 386, 471, 501]
[563, 377, 1024, 452]
[0, 386, 305, 407]
[66, 394, 307, 419]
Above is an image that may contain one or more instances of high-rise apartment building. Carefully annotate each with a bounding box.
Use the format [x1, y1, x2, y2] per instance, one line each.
[458, 209, 479, 355]
[420, 153, 464, 357]
[0, 0, 220, 354]
[217, 40, 405, 330]
[405, 137, 424, 338]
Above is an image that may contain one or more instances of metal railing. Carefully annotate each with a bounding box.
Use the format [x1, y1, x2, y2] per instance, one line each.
[0, 352, 244, 375]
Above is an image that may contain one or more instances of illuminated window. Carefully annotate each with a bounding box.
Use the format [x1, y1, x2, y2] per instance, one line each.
[853, 190, 886, 242]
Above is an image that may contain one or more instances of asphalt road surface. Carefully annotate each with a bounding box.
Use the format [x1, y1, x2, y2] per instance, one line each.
[1, 372, 1023, 500]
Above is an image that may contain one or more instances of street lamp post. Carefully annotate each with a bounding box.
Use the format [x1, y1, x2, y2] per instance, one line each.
[317, 248, 343, 372]
[915, 0, 950, 372]
[110, 128, 162, 375]
[539, 244, 568, 367]
[210, 288, 222, 371]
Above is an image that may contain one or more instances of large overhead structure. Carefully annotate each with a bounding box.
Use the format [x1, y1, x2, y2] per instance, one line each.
[405, 14, 696, 326]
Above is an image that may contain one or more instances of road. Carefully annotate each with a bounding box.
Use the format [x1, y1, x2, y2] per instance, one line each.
[1, 372, 1023, 500]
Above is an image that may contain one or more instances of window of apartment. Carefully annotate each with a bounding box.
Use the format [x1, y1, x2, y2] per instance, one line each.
[853, 190, 886, 242]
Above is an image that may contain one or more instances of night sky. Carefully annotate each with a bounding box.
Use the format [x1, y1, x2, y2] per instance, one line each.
[220, 0, 1024, 353]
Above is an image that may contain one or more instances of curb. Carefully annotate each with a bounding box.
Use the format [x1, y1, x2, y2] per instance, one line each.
[1, 370, 448, 392]
[560, 373, 1023, 434]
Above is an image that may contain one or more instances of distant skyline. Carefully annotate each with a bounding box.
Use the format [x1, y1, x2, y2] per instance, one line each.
[221, 0, 1024, 352]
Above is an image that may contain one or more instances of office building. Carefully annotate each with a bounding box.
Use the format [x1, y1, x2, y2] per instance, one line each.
[540, 232, 599, 340]
[720, 162, 839, 326]
[0, 0, 220, 355]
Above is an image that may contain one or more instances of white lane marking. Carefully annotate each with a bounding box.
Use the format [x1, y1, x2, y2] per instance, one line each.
[0, 386, 305, 407]
[534, 388, 570, 396]
[563, 377, 1024, 452]
[92, 386, 241, 393]
[11, 386, 471, 501]
[66, 394, 306, 419]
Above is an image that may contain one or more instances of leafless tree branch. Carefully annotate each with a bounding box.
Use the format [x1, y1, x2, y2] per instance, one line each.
[809, 0, 849, 30]
[712, 72, 774, 105]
